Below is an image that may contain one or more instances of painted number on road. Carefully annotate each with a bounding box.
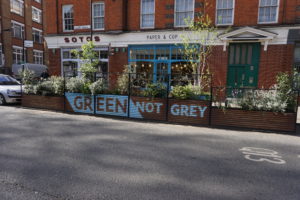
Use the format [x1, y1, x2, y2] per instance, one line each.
[239, 147, 286, 164]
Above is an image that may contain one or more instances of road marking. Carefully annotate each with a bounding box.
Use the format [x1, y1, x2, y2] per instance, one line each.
[239, 147, 286, 165]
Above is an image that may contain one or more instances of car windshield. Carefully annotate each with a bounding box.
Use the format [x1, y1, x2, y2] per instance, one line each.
[0, 75, 20, 85]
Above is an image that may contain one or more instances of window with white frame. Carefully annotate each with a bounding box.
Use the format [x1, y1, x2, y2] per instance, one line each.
[10, 0, 24, 16]
[32, 28, 43, 43]
[93, 2, 105, 30]
[63, 5, 74, 31]
[11, 21, 24, 39]
[174, 0, 194, 27]
[258, 0, 279, 23]
[141, 0, 155, 28]
[33, 50, 43, 64]
[12, 46, 24, 64]
[34, 0, 41, 3]
[32, 7, 42, 23]
[216, 0, 234, 25]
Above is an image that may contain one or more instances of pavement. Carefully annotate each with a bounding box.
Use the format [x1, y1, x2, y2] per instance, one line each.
[0, 106, 299, 200]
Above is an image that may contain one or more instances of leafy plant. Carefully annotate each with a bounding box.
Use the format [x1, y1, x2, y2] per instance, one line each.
[170, 84, 209, 100]
[19, 68, 35, 85]
[89, 79, 107, 95]
[66, 77, 86, 93]
[141, 83, 166, 98]
[71, 41, 99, 81]
[116, 66, 131, 95]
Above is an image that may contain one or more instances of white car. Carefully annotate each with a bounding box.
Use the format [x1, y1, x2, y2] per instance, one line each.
[0, 74, 22, 105]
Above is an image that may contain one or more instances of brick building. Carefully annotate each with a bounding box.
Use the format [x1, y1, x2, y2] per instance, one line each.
[0, 0, 46, 74]
[44, 0, 300, 88]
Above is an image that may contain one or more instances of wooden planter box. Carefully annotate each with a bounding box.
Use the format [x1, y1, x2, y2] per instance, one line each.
[211, 108, 296, 132]
[168, 99, 210, 125]
[22, 95, 64, 111]
[130, 96, 167, 121]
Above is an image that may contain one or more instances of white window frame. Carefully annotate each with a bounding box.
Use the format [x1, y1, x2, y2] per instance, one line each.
[174, 0, 195, 28]
[92, 2, 105, 30]
[140, 0, 155, 29]
[62, 5, 74, 32]
[11, 20, 25, 39]
[258, 0, 280, 24]
[32, 6, 42, 23]
[32, 28, 43, 43]
[34, 0, 41, 3]
[12, 46, 24, 64]
[215, 0, 235, 26]
[10, 0, 24, 16]
[33, 50, 44, 64]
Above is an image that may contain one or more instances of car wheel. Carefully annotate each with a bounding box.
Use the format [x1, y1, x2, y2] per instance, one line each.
[0, 94, 6, 105]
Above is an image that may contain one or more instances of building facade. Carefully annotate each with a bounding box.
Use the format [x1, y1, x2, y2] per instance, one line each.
[45, 0, 300, 88]
[0, 0, 46, 74]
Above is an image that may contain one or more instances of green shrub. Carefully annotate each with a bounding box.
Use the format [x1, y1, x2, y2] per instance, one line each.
[66, 77, 86, 93]
[89, 79, 107, 95]
[141, 83, 166, 98]
[170, 84, 208, 100]
[30, 76, 64, 96]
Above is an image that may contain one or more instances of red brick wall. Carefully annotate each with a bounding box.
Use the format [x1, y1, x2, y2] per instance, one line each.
[108, 50, 128, 88]
[258, 44, 294, 88]
[45, 0, 300, 34]
[48, 49, 61, 76]
[208, 46, 228, 87]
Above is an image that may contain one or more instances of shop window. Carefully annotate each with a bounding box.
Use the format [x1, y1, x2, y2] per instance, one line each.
[216, 0, 234, 25]
[63, 5, 74, 31]
[141, 0, 155, 29]
[93, 2, 105, 30]
[258, 0, 279, 23]
[174, 0, 194, 27]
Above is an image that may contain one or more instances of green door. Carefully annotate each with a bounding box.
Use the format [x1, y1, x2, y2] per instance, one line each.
[227, 43, 260, 90]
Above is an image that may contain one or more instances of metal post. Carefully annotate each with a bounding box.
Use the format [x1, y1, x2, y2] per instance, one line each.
[63, 71, 66, 113]
[127, 73, 131, 118]
[208, 74, 213, 126]
[165, 73, 170, 121]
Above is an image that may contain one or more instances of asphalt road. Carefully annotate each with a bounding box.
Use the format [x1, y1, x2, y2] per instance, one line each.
[0, 106, 299, 200]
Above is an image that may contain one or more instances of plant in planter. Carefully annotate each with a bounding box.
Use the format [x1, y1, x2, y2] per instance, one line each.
[32, 76, 64, 96]
[170, 84, 210, 100]
[89, 78, 107, 95]
[66, 77, 91, 94]
[141, 83, 166, 99]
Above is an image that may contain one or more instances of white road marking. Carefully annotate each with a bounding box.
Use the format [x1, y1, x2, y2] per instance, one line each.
[239, 147, 286, 165]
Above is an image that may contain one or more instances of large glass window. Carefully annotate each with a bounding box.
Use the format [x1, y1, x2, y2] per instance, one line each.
[258, 0, 279, 23]
[32, 7, 42, 23]
[33, 50, 43, 64]
[141, 0, 155, 29]
[10, 0, 24, 16]
[63, 5, 74, 31]
[174, 0, 194, 27]
[93, 2, 105, 30]
[32, 28, 43, 43]
[11, 21, 24, 39]
[216, 0, 234, 25]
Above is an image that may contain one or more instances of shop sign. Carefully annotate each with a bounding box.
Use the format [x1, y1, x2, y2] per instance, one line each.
[64, 36, 101, 43]
[65, 94, 209, 122]
[74, 25, 91, 30]
[146, 34, 179, 40]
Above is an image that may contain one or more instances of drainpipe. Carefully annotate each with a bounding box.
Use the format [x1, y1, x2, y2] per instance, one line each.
[56, 0, 59, 33]
[123, 0, 128, 31]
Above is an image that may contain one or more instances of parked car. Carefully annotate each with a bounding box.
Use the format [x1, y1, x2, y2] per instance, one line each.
[0, 74, 22, 105]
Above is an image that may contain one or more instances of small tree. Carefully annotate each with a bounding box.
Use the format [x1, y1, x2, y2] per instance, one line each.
[72, 41, 99, 82]
[180, 9, 228, 90]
